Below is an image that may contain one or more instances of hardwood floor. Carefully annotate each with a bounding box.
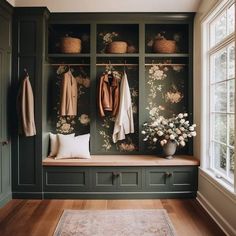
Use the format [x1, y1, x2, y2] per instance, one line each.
[0, 199, 225, 236]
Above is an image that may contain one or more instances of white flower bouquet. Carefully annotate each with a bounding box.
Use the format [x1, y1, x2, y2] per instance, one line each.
[141, 113, 196, 147]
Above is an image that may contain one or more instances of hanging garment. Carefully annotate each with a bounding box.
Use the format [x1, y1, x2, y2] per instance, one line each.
[17, 75, 36, 136]
[60, 69, 78, 116]
[98, 72, 120, 117]
[112, 72, 134, 143]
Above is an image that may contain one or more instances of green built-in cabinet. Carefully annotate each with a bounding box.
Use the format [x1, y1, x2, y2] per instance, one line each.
[46, 13, 194, 156]
[11, 7, 49, 198]
[11, 9, 195, 199]
[43, 165, 198, 199]
[0, 0, 12, 207]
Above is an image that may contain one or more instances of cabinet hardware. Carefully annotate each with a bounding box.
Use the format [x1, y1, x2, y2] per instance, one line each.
[2, 141, 9, 146]
[165, 172, 172, 177]
[112, 172, 120, 177]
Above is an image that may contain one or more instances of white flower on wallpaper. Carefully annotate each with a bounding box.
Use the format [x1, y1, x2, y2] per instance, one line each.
[119, 143, 136, 152]
[78, 114, 90, 125]
[56, 116, 75, 133]
[165, 90, 183, 103]
[149, 65, 167, 81]
[172, 65, 184, 72]
[99, 130, 112, 151]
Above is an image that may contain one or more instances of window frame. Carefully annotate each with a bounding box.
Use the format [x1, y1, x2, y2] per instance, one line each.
[201, 0, 235, 190]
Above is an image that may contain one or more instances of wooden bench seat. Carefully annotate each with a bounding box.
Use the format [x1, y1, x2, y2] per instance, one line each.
[42, 155, 200, 166]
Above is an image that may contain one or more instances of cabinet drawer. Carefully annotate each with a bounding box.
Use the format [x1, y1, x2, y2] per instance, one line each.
[43, 167, 90, 192]
[91, 167, 142, 192]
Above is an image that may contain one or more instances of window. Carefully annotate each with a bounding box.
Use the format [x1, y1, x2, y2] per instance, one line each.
[203, 0, 235, 186]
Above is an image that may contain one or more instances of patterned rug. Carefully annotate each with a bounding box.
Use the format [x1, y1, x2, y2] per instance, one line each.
[53, 209, 176, 236]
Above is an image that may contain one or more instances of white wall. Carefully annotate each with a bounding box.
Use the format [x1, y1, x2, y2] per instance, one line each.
[9, 0, 201, 12]
[194, 0, 236, 235]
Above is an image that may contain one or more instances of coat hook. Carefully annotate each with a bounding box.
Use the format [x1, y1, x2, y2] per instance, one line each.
[24, 68, 29, 76]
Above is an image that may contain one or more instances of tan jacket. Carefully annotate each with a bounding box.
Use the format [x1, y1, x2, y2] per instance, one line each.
[98, 73, 120, 117]
[18, 76, 36, 136]
[60, 70, 78, 116]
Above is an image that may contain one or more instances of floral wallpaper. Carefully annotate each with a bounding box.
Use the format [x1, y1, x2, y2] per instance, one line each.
[49, 59, 189, 154]
[96, 66, 139, 153]
[51, 66, 90, 135]
[144, 60, 188, 150]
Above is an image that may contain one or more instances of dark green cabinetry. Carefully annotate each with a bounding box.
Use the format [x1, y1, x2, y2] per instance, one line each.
[11, 7, 49, 198]
[0, 0, 12, 207]
[91, 167, 142, 192]
[9, 10, 196, 200]
[44, 167, 90, 192]
[43, 165, 198, 199]
[146, 167, 197, 192]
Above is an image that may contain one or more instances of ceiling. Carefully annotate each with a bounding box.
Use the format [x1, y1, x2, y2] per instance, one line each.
[6, 0, 202, 12]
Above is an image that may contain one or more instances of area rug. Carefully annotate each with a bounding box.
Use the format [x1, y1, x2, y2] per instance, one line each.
[53, 209, 176, 236]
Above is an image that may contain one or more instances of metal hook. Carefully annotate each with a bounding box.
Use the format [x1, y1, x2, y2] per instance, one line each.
[23, 68, 29, 76]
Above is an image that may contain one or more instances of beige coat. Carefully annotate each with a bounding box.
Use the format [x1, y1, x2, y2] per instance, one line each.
[60, 70, 78, 116]
[112, 72, 134, 143]
[18, 76, 36, 136]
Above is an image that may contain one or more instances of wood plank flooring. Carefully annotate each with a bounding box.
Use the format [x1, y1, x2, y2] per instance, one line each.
[0, 199, 225, 236]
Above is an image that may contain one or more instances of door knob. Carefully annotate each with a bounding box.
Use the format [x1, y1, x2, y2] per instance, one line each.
[2, 140, 9, 146]
[112, 172, 120, 177]
[165, 172, 172, 177]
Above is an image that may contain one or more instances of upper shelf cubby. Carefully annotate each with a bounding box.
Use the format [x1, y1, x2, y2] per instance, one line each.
[97, 24, 139, 54]
[145, 24, 189, 54]
[48, 24, 90, 54]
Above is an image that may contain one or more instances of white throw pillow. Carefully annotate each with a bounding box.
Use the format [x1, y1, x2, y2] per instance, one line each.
[55, 133, 91, 159]
[49, 133, 75, 157]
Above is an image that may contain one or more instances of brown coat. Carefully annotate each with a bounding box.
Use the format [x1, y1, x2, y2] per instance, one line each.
[17, 76, 36, 136]
[98, 73, 120, 117]
[60, 70, 78, 116]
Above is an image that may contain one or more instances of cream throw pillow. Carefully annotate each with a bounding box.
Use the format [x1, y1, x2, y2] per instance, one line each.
[49, 133, 75, 157]
[55, 133, 90, 159]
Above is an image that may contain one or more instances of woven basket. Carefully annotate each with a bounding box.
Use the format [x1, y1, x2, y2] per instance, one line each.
[153, 39, 176, 53]
[107, 41, 127, 54]
[60, 37, 82, 53]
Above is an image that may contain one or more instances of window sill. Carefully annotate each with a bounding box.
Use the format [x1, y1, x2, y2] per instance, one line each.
[199, 167, 236, 203]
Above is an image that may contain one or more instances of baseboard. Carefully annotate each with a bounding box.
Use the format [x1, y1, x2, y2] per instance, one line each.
[0, 192, 12, 208]
[43, 191, 196, 199]
[12, 192, 43, 199]
[197, 191, 236, 236]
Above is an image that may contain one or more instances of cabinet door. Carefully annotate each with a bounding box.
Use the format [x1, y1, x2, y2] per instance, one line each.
[145, 167, 170, 191]
[91, 167, 143, 192]
[116, 168, 142, 191]
[169, 166, 198, 191]
[91, 168, 117, 191]
[12, 8, 48, 198]
[44, 167, 90, 192]
[0, 2, 12, 207]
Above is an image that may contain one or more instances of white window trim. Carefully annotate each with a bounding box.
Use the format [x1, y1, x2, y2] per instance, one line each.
[201, 0, 236, 194]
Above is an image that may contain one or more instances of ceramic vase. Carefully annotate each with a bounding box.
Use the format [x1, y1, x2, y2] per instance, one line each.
[162, 141, 177, 159]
